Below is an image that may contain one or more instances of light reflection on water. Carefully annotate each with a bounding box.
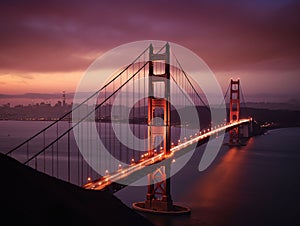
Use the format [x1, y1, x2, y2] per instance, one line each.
[139, 145, 249, 226]
[117, 129, 300, 226]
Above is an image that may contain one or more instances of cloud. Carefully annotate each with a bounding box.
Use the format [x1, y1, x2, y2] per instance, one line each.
[0, 0, 299, 73]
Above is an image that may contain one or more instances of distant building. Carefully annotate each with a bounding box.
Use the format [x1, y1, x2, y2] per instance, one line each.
[55, 101, 62, 107]
[2, 103, 10, 108]
[62, 91, 66, 107]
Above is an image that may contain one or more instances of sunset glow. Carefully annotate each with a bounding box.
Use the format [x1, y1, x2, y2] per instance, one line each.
[0, 0, 299, 103]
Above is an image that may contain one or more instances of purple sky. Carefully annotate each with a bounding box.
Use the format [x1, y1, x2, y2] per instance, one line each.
[0, 0, 299, 102]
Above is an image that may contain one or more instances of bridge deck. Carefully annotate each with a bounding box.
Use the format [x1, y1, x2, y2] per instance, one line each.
[83, 118, 251, 190]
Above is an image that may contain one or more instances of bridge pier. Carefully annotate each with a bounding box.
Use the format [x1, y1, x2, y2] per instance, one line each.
[234, 122, 252, 146]
[145, 165, 173, 211]
[240, 123, 251, 138]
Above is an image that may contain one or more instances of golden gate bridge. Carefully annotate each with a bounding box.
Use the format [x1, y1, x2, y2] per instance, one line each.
[5, 42, 254, 214]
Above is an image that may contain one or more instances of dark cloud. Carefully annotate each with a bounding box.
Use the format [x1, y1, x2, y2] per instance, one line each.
[0, 0, 299, 74]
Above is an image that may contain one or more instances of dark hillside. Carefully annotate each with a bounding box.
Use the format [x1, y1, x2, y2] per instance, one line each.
[0, 153, 153, 226]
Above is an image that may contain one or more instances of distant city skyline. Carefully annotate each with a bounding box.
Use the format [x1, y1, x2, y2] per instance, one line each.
[1, 92, 299, 109]
[0, 89, 299, 107]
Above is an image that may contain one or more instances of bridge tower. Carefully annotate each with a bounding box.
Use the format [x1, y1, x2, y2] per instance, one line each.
[229, 79, 240, 145]
[144, 43, 173, 211]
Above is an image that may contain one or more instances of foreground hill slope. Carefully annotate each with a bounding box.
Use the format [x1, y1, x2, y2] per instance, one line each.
[0, 153, 153, 226]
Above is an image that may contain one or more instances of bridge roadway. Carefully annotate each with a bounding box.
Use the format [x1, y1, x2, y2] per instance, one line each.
[83, 118, 251, 191]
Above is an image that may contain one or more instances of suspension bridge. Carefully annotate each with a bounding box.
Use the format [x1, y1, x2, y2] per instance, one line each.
[5, 42, 254, 214]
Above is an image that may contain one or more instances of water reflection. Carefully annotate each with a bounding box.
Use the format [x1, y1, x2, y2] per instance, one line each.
[190, 147, 248, 225]
[144, 143, 251, 226]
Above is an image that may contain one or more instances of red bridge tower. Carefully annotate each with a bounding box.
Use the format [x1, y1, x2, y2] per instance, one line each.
[145, 43, 173, 211]
[229, 79, 240, 145]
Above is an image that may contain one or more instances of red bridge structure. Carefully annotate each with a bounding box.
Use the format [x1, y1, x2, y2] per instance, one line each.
[5, 43, 254, 214]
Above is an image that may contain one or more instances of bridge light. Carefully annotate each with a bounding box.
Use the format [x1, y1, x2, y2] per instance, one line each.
[98, 182, 102, 185]
[105, 169, 109, 175]
[118, 164, 122, 169]
[172, 159, 176, 163]
[178, 139, 181, 143]
[87, 177, 91, 182]
[131, 158, 135, 162]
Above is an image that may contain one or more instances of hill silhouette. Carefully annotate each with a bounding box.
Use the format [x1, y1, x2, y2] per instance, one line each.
[0, 153, 153, 226]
